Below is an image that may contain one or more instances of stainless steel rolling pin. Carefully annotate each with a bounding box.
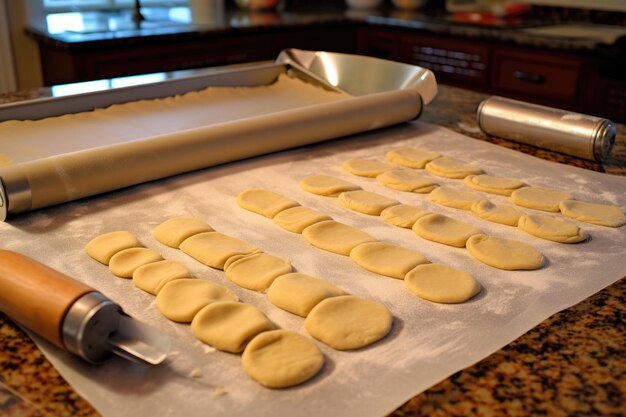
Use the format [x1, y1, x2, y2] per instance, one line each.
[0, 88, 422, 221]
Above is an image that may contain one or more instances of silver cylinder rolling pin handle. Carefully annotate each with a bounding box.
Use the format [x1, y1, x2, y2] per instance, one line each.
[477, 96, 616, 162]
[0, 249, 170, 365]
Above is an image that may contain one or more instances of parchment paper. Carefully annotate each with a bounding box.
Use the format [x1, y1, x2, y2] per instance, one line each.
[2, 122, 626, 417]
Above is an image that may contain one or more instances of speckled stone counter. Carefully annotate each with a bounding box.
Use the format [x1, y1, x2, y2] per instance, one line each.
[0, 83, 624, 417]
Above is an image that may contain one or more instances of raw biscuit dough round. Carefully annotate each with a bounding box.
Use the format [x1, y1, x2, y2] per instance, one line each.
[376, 169, 437, 193]
[510, 187, 572, 212]
[425, 157, 483, 179]
[304, 295, 393, 350]
[380, 204, 431, 228]
[350, 242, 428, 279]
[153, 217, 213, 248]
[180, 231, 258, 270]
[559, 200, 626, 227]
[386, 147, 440, 169]
[237, 189, 299, 218]
[267, 273, 346, 317]
[156, 278, 237, 322]
[413, 213, 481, 247]
[108, 247, 163, 278]
[85, 231, 140, 265]
[299, 175, 361, 196]
[242, 329, 324, 389]
[342, 159, 394, 177]
[302, 220, 376, 255]
[405, 264, 480, 303]
[225, 252, 292, 292]
[518, 214, 588, 243]
[273, 206, 332, 233]
[428, 187, 484, 210]
[191, 301, 275, 353]
[466, 234, 544, 270]
[463, 174, 525, 196]
[338, 190, 399, 215]
[133, 260, 192, 295]
[471, 200, 522, 226]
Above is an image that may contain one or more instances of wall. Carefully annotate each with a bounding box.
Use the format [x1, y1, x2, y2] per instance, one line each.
[0, 0, 17, 93]
[6, 0, 43, 90]
[524, 0, 626, 12]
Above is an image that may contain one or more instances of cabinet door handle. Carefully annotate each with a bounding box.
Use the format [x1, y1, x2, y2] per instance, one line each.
[513, 70, 544, 84]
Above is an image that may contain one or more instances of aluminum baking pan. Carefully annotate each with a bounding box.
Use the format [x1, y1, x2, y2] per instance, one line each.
[0, 49, 437, 221]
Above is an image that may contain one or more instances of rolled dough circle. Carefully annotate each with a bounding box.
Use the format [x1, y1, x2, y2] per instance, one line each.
[350, 242, 428, 279]
[242, 329, 324, 389]
[338, 190, 399, 215]
[471, 200, 522, 226]
[424, 157, 483, 179]
[559, 199, 626, 227]
[376, 169, 437, 193]
[466, 234, 544, 270]
[386, 147, 440, 169]
[267, 273, 346, 317]
[304, 295, 393, 350]
[272, 206, 332, 233]
[428, 186, 484, 210]
[404, 263, 480, 303]
[518, 214, 588, 243]
[342, 159, 394, 177]
[152, 217, 214, 248]
[463, 174, 525, 196]
[302, 220, 376, 255]
[299, 175, 361, 196]
[108, 247, 162, 278]
[85, 231, 140, 265]
[237, 189, 299, 218]
[380, 204, 431, 229]
[156, 278, 237, 322]
[132, 260, 192, 295]
[510, 187, 572, 212]
[191, 301, 275, 353]
[225, 252, 292, 292]
[180, 231, 258, 270]
[412, 213, 481, 248]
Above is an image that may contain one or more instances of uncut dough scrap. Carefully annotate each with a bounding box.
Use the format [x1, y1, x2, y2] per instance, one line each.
[425, 156, 483, 179]
[237, 189, 299, 218]
[428, 187, 484, 210]
[405, 264, 480, 303]
[386, 147, 440, 169]
[471, 200, 522, 226]
[413, 213, 481, 247]
[466, 234, 544, 270]
[559, 200, 626, 227]
[108, 247, 163, 278]
[342, 159, 394, 177]
[191, 301, 275, 353]
[225, 252, 292, 292]
[338, 190, 399, 215]
[85, 231, 140, 264]
[156, 278, 237, 322]
[350, 242, 428, 279]
[180, 231, 258, 269]
[273, 206, 331, 233]
[153, 217, 213, 248]
[380, 204, 431, 228]
[518, 214, 588, 243]
[242, 329, 324, 389]
[267, 273, 346, 317]
[302, 220, 376, 255]
[376, 169, 437, 193]
[299, 175, 361, 196]
[304, 295, 393, 350]
[510, 186, 572, 212]
[463, 174, 525, 196]
[133, 260, 192, 295]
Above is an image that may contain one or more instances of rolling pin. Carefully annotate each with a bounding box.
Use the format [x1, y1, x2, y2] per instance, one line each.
[0, 249, 169, 364]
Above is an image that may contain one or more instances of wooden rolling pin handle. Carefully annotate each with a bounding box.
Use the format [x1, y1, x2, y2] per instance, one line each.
[0, 249, 94, 348]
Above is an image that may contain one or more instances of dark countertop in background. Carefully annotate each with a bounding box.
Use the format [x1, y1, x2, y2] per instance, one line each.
[0, 79, 624, 416]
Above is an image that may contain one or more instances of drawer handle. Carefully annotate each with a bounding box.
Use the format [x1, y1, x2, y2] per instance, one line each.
[513, 70, 544, 84]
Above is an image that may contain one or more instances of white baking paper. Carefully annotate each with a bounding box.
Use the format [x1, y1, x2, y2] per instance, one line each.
[2, 122, 626, 417]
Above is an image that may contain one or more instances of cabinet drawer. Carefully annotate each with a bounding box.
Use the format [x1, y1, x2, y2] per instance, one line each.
[493, 50, 582, 102]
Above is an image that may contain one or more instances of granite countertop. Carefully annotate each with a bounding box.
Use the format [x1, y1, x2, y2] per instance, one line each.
[0, 82, 624, 416]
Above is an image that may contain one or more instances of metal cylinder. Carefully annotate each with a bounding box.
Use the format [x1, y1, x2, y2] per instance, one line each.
[477, 96, 616, 162]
